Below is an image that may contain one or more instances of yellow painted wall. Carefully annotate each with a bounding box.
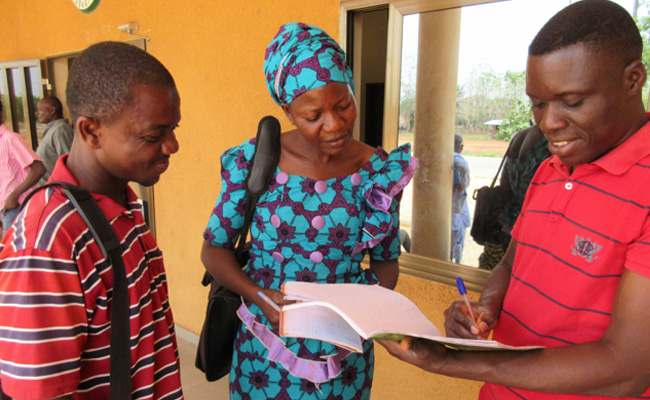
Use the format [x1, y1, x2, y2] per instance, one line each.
[0, 0, 340, 334]
[372, 274, 483, 399]
[0, 1, 483, 398]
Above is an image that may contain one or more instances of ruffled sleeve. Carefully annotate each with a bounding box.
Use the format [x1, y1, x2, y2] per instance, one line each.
[203, 139, 256, 248]
[353, 143, 418, 257]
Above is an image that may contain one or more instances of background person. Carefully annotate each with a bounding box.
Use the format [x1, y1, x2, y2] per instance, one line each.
[201, 22, 417, 400]
[380, 1, 650, 399]
[451, 133, 470, 263]
[35, 95, 74, 185]
[477, 125, 550, 270]
[0, 41, 183, 399]
[0, 100, 45, 232]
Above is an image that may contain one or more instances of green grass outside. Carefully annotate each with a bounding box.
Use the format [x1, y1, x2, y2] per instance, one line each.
[461, 134, 494, 140]
[464, 151, 502, 158]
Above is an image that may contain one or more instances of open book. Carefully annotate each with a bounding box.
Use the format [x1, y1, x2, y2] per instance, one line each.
[279, 282, 542, 353]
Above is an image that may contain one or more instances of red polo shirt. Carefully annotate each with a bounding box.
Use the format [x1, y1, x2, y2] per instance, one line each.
[481, 117, 650, 399]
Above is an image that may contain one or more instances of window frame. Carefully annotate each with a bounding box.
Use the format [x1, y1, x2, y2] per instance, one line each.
[0, 59, 46, 151]
[340, 0, 506, 291]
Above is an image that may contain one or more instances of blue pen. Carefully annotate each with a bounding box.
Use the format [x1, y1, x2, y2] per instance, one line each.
[258, 291, 282, 313]
[456, 277, 478, 326]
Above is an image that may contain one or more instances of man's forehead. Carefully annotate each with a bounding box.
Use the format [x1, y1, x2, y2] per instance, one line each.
[527, 46, 596, 78]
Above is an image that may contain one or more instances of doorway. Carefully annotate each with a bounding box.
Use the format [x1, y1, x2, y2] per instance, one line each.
[346, 7, 389, 148]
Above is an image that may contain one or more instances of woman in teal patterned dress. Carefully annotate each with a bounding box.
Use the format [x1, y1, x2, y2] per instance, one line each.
[201, 22, 417, 400]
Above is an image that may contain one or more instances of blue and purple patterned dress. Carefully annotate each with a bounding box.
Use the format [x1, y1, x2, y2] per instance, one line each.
[203, 139, 416, 400]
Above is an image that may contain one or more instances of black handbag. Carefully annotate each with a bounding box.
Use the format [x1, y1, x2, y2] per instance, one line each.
[195, 116, 281, 382]
[470, 150, 511, 246]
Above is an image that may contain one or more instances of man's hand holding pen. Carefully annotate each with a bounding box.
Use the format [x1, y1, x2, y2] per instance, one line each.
[447, 277, 495, 339]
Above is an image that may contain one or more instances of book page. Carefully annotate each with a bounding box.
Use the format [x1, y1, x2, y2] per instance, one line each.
[431, 336, 541, 351]
[283, 282, 442, 339]
[280, 302, 363, 353]
[282, 282, 543, 351]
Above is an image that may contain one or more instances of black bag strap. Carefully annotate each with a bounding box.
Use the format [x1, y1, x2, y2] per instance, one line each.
[234, 116, 281, 262]
[21, 181, 132, 400]
[490, 153, 508, 188]
[489, 138, 519, 188]
[202, 116, 281, 285]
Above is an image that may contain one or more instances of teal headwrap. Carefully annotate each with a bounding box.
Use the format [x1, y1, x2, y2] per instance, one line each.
[263, 22, 355, 106]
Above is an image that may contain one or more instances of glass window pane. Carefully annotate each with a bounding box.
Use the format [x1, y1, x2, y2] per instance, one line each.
[7, 68, 30, 147]
[0, 72, 6, 125]
[397, 13, 419, 254]
[26, 66, 44, 144]
[397, 0, 641, 268]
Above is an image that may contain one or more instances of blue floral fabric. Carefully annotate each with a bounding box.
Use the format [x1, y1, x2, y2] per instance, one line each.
[203, 139, 416, 400]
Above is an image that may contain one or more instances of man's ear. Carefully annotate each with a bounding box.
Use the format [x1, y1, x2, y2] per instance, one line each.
[624, 59, 647, 95]
[76, 116, 102, 149]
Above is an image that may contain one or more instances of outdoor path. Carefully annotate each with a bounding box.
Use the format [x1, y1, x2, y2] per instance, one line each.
[463, 138, 509, 156]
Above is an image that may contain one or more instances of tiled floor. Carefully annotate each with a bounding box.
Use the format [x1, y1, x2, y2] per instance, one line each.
[176, 328, 230, 399]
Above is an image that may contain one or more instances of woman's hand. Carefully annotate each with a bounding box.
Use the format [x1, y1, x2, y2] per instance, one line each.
[444, 300, 496, 339]
[256, 288, 295, 330]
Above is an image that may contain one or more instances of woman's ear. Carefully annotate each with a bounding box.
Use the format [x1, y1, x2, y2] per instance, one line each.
[76, 116, 102, 149]
[281, 103, 295, 126]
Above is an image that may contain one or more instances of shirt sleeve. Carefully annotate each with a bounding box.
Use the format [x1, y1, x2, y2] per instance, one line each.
[454, 155, 470, 190]
[0, 245, 88, 399]
[624, 214, 650, 278]
[51, 124, 74, 156]
[354, 144, 418, 260]
[203, 140, 255, 249]
[369, 191, 402, 261]
[10, 132, 40, 169]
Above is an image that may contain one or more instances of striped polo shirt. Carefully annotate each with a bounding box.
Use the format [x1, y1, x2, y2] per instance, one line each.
[483, 119, 650, 399]
[0, 157, 183, 399]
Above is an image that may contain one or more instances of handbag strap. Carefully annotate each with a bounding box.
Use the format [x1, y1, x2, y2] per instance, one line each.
[490, 154, 508, 188]
[21, 182, 132, 400]
[234, 116, 281, 262]
[489, 138, 519, 188]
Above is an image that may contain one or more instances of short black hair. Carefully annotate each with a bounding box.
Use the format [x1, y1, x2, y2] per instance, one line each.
[66, 41, 176, 126]
[41, 95, 64, 118]
[454, 133, 463, 153]
[529, 0, 642, 66]
[0, 99, 3, 114]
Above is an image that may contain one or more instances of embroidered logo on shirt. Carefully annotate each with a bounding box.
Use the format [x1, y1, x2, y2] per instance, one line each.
[572, 235, 602, 262]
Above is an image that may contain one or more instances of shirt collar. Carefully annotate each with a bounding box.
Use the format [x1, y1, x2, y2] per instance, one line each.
[50, 155, 140, 221]
[45, 118, 69, 128]
[549, 113, 650, 176]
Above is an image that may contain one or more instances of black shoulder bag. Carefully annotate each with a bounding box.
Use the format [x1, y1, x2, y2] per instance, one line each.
[195, 115, 281, 382]
[16, 181, 132, 400]
[469, 148, 511, 246]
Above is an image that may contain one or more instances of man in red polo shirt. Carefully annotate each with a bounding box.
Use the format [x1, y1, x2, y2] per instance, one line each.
[0, 42, 183, 399]
[380, 1, 650, 399]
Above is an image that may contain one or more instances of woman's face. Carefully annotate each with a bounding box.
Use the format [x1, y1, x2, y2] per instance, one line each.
[283, 82, 357, 156]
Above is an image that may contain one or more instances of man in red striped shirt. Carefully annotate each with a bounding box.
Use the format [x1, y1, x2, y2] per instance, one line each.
[0, 41, 183, 399]
[380, 1, 650, 399]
